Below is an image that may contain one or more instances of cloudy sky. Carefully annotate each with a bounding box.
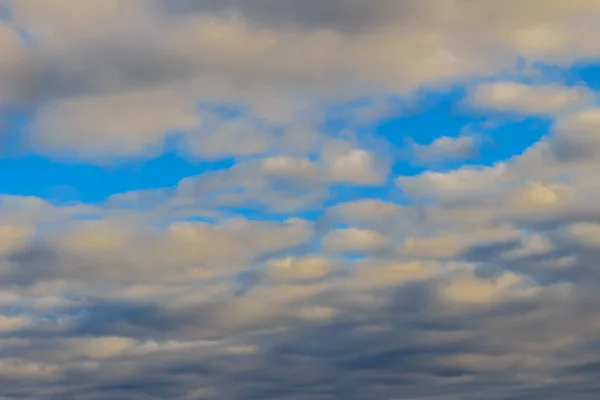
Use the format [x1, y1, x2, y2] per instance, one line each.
[1, 1, 600, 399]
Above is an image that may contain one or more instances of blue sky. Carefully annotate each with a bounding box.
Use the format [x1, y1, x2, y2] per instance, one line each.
[2, 1, 600, 399]
[0, 87, 554, 205]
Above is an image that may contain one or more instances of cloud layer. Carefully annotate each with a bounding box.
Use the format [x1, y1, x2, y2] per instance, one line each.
[1, 1, 600, 399]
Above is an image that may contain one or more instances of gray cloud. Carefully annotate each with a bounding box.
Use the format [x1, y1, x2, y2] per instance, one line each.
[3, 1, 600, 399]
[160, 0, 408, 33]
[3, 0, 600, 161]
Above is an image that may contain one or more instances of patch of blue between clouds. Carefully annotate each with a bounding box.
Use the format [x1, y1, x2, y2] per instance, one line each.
[3, 64, 600, 209]
[377, 87, 551, 175]
[538, 59, 600, 92]
[0, 111, 235, 204]
[0, 150, 236, 205]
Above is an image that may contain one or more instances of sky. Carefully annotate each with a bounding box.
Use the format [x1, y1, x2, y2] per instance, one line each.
[2, 1, 600, 399]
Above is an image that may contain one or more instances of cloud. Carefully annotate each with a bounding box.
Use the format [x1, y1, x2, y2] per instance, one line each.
[397, 163, 509, 204]
[412, 135, 479, 163]
[564, 222, 600, 248]
[3, 0, 600, 160]
[4, 1, 600, 399]
[103, 138, 390, 215]
[438, 270, 536, 306]
[322, 227, 389, 253]
[263, 256, 333, 283]
[5, 217, 313, 286]
[0, 315, 32, 333]
[0, 187, 599, 398]
[400, 226, 520, 259]
[30, 88, 200, 161]
[552, 108, 600, 161]
[469, 82, 595, 116]
[350, 259, 441, 289]
[160, 0, 405, 34]
[320, 139, 389, 185]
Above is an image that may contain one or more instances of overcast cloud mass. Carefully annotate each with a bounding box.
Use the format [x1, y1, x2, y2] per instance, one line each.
[2, 1, 600, 399]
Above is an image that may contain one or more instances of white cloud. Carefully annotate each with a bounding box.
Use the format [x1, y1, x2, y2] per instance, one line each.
[400, 227, 520, 259]
[3, 2, 600, 399]
[502, 234, 554, 259]
[322, 227, 389, 253]
[298, 306, 337, 322]
[30, 88, 200, 161]
[0, 224, 33, 254]
[351, 260, 441, 288]
[0, 359, 59, 381]
[8, 217, 313, 285]
[469, 82, 594, 115]
[6, 0, 600, 160]
[0, 315, 32, 333]
[438, 270, 537, 306]
[321, 139, 389, 185]
[509, 181, 571, 214]
[326, 199, 404, 223]
[397, 163, 508, 203]
[564, 223, 600, 248]
[264, 256, 332, 282]
[412, 135, 479, 163]
[260, 156, 318, 182]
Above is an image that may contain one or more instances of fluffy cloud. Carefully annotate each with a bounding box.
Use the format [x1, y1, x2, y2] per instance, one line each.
[30, 88, 200, 160]
[5, 216, 312, 286]
[0, 186, 599, 398]
[2, 0, 600, 160]
[263, 256, 333, 283]
[469, 82, 595, 115]
[412, 135, 479, 163]
[3, 1, 600, 399]
[322, 227, 390, 254]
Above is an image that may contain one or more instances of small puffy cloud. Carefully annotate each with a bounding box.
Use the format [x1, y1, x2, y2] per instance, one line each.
[264, 256, 332, 283]
[556, 108, 600, 135]
[181, 116, 273, 160]
[223, 345, 258, 355]
[298, 306, 337, 322]
[0, 315, 32, 333]
[469, 82, 594, 115]
[327, 199, 403, 223]
[397, 163, 508, 203]
[400, 227, 520, 259]
[322, 227, 389, 253]
[30, 88, 200, 161]
[175, 159, 327, 212]
[321, 140, 389, 185]
[412, 135, 479, 163]
[66, 337, 136, 360]
[179, 109, 319, 161]
[0, 359, 59, 381]
[351, 260, 441, 288]
[502, 234, 554, 259]
[509, 181, 571, 213]
[439, 270, 536, 306]
[260, 156, 318, 182]
[564, 223, 600, 248]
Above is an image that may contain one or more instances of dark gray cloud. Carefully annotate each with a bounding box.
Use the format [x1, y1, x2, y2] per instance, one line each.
[2, 256, 600, 399]
[1, 38, 199, 106]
